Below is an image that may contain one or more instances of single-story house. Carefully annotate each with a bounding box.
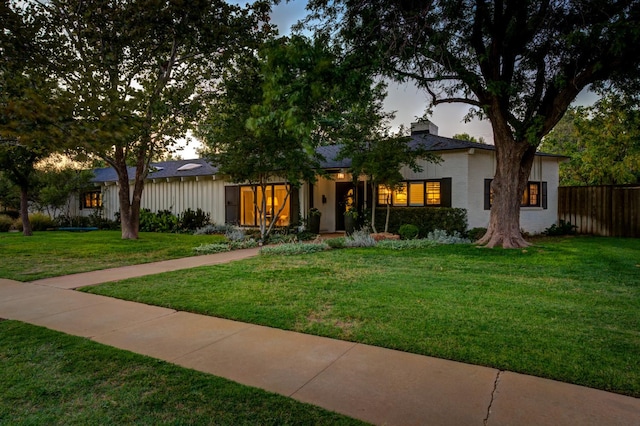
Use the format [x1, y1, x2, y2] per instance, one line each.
[81, 122, 566, 234]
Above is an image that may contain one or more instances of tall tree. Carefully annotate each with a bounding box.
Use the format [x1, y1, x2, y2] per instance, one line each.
[24, 0, 270, 239]
[306, 0, 640, 247]
[200, 34, 382, 240]
[1, 2, 70, 236]
[542, 93, 640, 185]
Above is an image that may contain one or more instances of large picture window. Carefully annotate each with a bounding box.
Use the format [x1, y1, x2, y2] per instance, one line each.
[377, 179, 450, 207]
[239, 184, 291, 227]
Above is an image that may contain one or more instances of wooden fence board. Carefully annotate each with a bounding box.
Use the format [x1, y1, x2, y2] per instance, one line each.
[558, 185, 640, 237]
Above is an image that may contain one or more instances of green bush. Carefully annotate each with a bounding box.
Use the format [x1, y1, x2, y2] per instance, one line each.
[325, 237, 345, 249]
[29, 213, 57, 231]
[0, 214, 13, 232]
[398, 224, 419, 240]
[179, 208, 210, 231]
[466, 227, 487, 241]
[139, 209, 179, 233]
[544, 220, 577, 236]
[260, 242, 329, 256]
[374, 207, 467, 237]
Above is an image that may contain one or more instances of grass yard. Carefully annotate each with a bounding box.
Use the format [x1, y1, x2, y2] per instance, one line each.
[0, 320, 362, 425]
[0, 230, 226, 281]
[82, 236, 640, 397]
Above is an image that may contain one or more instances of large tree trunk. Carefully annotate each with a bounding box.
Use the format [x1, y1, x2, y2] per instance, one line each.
[19, 186, 32, 237]
[477, 131, 537, 248]
[114, 147, 146, 240]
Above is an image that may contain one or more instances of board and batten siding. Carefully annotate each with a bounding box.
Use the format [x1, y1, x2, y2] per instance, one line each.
[99, 177, 226, 225]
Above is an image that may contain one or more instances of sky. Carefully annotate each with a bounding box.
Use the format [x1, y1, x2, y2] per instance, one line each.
[180, 0, 597, 158]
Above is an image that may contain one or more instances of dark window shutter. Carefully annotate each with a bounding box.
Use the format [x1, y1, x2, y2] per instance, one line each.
[225, 186, 240, 225]
[290, 186, 300, 225]
[542, 182, 548, 209]
[440, 178, 452, 207]
[484, 179, 492, 210]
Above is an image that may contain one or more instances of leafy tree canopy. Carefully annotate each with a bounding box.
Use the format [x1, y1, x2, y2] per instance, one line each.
[453, 133, 487, 144]
[542, 93, 640, 185]
[9, 0, 272, 239]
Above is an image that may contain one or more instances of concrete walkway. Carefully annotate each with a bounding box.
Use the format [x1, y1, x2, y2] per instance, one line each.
[1, 251, 638, 425]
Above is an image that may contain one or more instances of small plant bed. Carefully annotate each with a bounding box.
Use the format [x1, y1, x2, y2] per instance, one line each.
[0, 321, 363, 425]
[83, 236, 640, 397]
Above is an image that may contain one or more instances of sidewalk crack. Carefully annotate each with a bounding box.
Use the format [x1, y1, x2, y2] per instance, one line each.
[484, 370, 502, 426]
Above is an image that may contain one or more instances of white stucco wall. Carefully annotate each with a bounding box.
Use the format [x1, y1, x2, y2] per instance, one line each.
[335, 148, 561, 234]
[465, 150, 562, 234]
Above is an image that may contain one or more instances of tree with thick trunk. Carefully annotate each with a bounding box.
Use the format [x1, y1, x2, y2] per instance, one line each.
[20, 0, 271, 239]
[307, 0, 640, 247]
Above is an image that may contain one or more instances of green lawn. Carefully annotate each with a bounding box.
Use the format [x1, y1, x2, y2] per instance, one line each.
[0, 320, 362, 425]
[82, 236, 640, 397]
[0, 230, 226, 281]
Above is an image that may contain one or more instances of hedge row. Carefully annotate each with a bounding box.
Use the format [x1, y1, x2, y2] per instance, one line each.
[373, 207, 467, 237]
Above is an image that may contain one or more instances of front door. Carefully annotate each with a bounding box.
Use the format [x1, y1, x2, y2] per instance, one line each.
[335, 182, 355, 231]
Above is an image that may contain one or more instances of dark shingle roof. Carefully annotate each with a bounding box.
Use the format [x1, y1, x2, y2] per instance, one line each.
[92, 158, 218, 183]
[92, 135, 564, 182]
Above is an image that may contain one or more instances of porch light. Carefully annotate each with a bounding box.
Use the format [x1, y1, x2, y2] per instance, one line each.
[337, 169, 346, 179]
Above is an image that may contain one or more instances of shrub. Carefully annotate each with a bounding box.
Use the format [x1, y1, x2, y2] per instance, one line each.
[325, 237, 345, 249]
[10, 213, 57, 232]
[344, 229, 377, 247]
[260, 242, 329, 256]
[266, 233, 298, 244]
[193, 240, 258, 254]
[543, 220, 577, 236]
[139, 209, 179, 233]
[374, 207, 467, 236]
[398, 224, 419, 240]
[377, 239, 439, 250]
[426, 229, 471, 244]
[29, 213, 57, 231]
[225, 227, 246, 242]
[0, 214, 12, 232]
[179, 208, 210, 231]
[467, 227, 487, 241]
[194, 224, 235, 235]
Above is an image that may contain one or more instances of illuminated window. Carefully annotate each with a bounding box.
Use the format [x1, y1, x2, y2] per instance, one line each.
[409, 182, 424, 206]
[378, 186, 392, 205]
[485, 180, 543, 209]
[393, 183, 408, 206]
[426, 182, 441, 205]
[239, 184, 290, 226]
[377, 181, 443, 207]
[82, 191, 102, 209]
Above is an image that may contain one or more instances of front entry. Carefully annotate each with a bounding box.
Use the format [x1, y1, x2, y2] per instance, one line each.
[335, 181, 372, 231]
[335, 182, 355, 231]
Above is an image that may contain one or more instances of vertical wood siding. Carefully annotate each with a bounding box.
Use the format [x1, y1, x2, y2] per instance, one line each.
[100, 178, 226, 225]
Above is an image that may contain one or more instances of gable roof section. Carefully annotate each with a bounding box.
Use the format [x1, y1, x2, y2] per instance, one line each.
[92, 158, 218, 183]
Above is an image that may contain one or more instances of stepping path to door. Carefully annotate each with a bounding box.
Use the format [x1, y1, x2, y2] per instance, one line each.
[1, 248, 638, 426]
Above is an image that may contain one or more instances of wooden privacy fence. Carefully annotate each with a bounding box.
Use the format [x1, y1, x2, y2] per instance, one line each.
[558, 185, 640, 237]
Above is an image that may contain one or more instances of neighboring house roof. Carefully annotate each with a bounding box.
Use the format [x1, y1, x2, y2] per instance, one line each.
[92, 158, 218, 183]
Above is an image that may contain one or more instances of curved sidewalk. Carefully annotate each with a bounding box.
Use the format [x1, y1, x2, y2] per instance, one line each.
[1, 251, 638, 425]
